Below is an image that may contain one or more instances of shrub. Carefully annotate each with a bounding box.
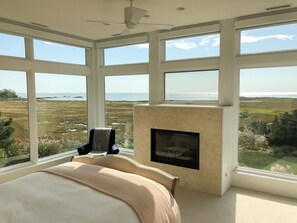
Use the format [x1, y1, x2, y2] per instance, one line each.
[38, 138, 62, 158]
[0, 89, 18, 99]
[239, 130, 269, 151]
[267, 110, 297, 148]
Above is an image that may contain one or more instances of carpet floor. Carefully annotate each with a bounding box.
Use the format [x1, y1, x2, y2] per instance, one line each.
[175, 186, 297, 223]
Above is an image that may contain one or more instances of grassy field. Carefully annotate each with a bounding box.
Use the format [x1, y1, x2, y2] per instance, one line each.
[0, 99, 140, 158]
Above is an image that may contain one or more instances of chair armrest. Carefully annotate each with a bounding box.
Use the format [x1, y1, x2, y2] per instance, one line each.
[77, 144, 91, 155]
[109, 144, 119, 154]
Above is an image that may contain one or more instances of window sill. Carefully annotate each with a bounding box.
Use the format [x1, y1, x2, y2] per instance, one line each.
[232, 167, 297, 199]
[234, 167, 297, 182]
[0, 151, 77, 184]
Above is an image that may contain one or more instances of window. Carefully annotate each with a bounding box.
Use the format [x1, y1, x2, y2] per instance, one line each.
[0, 33, 25, 58]
[104, 43, 149, 66]
[238, 66, 297, 175]
[165, 33, 220, 61]
[165, 70, 219, 101]
[240, 23, 297, 54]
[0, 70, 29, 167]
[34, 40, 86, 65]
[35, 73, 88, 158]
[105, 74, 149, 149]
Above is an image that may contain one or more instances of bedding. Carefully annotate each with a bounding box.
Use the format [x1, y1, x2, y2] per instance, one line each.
[0, 155, 180, 223]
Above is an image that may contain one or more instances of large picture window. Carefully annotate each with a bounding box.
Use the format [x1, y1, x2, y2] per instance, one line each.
[105, 74, 149, 149]
[165, 70, 219, 101]
[238, 66, 297, 175]
[0, 70, 29, 167]
[36, 73, 88, 158]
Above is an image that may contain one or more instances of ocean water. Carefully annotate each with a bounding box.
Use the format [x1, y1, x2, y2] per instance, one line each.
[17, 92, 297, 101]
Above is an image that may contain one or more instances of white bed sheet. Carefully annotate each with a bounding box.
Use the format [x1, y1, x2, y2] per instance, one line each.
[0, 172, 139, 223]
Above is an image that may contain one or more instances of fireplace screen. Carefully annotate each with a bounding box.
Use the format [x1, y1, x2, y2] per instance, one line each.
[151, 128, 199, 169]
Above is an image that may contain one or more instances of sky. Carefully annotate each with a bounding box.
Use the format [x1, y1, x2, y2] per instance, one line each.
[0, 22, 297, 96]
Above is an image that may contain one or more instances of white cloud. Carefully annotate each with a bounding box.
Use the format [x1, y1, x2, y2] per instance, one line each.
[212, 37, 220, 46]
[241, 31, 295, 43]
[42, 41, 64, 47]
[199, 35, 220, 47]
[166, 40, 197, 50]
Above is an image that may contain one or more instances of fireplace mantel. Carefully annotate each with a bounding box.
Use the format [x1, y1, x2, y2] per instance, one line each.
[134, 104, 233, 196]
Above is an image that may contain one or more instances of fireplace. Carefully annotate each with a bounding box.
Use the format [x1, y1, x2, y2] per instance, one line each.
[151, 128, 199, 169]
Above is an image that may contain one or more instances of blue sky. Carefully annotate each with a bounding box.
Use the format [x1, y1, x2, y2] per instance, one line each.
[0, 22, 297, 95]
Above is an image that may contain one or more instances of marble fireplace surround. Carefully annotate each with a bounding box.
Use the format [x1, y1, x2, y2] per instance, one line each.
[134, 104, 233, 196]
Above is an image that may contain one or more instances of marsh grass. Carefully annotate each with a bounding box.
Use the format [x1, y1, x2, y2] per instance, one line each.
[105, 100, 147, 149]
[1, 97, 296, 174]
[0, 98, 142, 166]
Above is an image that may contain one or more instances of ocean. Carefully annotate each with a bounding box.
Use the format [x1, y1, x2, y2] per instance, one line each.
[17, 92, 297, 101]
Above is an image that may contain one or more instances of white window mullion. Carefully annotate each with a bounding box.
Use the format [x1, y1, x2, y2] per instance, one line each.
[219, 19, 239, 171]
[25, 37, 38, 163]
[98, 48, 106, 127]
[27, 70, 38, 163]
[149, 31, 163, 104]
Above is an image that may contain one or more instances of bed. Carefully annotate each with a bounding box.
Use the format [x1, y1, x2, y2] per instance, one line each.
[0, 154, 181, 223]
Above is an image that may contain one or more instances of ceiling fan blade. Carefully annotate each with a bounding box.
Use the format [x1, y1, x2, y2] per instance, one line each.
[125, 7, 147, 24]
[112, 27, 130, 37]
[87, 20, 124, 25]
[138, 22, 173, 30]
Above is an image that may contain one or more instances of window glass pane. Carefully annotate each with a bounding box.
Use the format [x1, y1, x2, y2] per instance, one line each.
[34, 40, 86, 65]
[105, 74, 149, 149]
[165, 33, 220, 61]
[104, 43, 149, 66]
[36, 73, 88, 158]
[239, 66, 297, 175]
[240, 23, 297, 54]
[0, 33, 25, 57]
[165, 70, 219, 101]
[0, 70, 29, 167]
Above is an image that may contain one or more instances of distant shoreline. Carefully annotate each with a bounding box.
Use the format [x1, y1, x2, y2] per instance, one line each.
[16, 92, 297, 101]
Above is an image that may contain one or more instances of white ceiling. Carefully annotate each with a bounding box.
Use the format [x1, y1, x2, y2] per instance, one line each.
[0, 0, 297, 41]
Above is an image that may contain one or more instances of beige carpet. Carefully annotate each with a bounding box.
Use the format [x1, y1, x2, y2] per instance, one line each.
[175, 186, 297, 223]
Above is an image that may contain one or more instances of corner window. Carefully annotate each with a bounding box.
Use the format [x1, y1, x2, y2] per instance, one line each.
[105, 74, 149, 149]
[238, 66, 297, 175]
[240, 23, 297, 54]
[104, 43, 149, 66]
[165, 70, 219, 101]
[0, 70, 29, 167]
[165, 33, 220, 61]
[35, 73, 88, 158]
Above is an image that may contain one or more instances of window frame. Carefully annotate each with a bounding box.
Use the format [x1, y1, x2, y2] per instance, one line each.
[235, 19, 297, 177]
[33, 39, 87, 65]
[164, 32, 221, 61]
[164, 69, 220, 103]
[0, 32, 91, 169]
[238, 22, 297, 55]
[0, 32, 26, 58]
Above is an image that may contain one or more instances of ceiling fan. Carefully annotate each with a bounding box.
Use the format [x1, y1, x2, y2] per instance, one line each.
[87, 0, 173, 36]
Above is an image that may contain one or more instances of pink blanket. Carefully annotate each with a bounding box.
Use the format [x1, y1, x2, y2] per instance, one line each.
[41, 162, 180, 223]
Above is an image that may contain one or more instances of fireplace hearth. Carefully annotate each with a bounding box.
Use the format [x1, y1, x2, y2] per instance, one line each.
[151, 128, 199, 169]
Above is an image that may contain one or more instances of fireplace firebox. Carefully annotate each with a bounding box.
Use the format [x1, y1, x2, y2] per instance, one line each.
[151, 128, 199, 169]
